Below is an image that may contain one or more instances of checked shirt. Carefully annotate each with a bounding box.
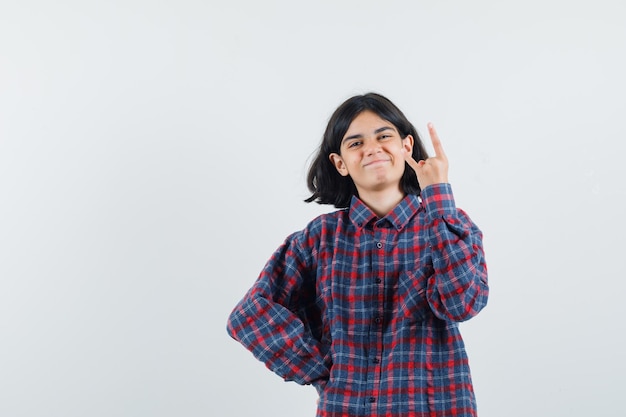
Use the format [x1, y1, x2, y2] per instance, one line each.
[227, 183, 489, 416]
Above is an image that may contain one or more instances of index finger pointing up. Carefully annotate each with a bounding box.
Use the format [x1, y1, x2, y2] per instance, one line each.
[428, 122, 447, 158]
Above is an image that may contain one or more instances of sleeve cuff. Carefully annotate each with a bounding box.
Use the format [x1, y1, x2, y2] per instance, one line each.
[420, 183, 457, 220]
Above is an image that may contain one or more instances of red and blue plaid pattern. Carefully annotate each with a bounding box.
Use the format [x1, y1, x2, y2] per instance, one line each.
[227, 183, 489, 416]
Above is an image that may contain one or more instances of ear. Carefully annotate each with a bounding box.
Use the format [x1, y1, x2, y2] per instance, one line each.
[402, 134, 414, 155]
[329, 153, 349, 177]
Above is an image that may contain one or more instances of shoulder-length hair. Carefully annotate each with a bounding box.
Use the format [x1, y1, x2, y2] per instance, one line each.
[305, 92, 429, 208]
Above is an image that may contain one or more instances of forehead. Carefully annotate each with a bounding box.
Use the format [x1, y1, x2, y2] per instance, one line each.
[344, 110, 396, 137]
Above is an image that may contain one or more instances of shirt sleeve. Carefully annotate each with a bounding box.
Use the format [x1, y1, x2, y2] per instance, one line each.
[420, 183, 489, 322]
[226, 231, 330, 386]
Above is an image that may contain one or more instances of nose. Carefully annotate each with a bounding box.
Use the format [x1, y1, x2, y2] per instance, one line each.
[364, 139, 382, 156]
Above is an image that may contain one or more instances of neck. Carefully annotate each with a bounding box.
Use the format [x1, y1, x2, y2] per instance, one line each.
[357, 187, 405, 218]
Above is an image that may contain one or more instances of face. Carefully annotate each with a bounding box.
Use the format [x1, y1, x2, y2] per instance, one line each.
[329, 110, 413, 197]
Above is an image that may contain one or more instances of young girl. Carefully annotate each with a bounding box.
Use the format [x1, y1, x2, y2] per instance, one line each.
[227, 93, 489, 416]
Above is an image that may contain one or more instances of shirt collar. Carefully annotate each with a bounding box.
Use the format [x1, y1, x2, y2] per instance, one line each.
[348, 193, 422, 231]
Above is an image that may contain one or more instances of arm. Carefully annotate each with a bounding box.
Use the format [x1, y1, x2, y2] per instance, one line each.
[421, 183, 489, 322]
[406, 123, 489, 322]
[226, 232, 330, 385]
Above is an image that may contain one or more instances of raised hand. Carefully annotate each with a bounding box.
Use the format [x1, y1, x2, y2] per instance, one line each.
[405, 123, 449, 189]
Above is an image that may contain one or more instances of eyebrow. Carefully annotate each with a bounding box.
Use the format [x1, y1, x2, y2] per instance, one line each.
[342, 126, 396, 144]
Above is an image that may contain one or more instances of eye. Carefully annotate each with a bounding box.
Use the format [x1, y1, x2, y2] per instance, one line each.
[379, 134, 392, 140]
[347, 141, 362, 148]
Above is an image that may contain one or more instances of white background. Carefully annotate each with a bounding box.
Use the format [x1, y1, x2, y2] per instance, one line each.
[1, 1, 625, 416]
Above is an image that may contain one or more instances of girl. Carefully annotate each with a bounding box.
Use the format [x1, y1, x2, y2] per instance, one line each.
[227, 93, 489, 416]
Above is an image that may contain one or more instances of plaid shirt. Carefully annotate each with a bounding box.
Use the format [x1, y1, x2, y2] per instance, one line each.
[227, 183, 489, 416]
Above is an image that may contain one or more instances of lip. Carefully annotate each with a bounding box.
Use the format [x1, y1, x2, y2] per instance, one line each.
[363, 159, 390, 167]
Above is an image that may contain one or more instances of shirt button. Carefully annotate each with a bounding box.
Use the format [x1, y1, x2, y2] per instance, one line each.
[373, 358, 380, 364]
[375, 278, 381, 284]
[374, 317, 382, 324]
[376, 242, 383, 249]
[369, 397, 376, 403]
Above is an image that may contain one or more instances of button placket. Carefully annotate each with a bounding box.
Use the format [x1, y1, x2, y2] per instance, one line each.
[366, 227, 386, 413]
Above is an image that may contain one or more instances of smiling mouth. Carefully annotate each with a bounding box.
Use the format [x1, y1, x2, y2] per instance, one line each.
[364, 159, 390, 167]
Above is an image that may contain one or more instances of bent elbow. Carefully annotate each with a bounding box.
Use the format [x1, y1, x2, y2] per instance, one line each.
[431, 281, 489, 323]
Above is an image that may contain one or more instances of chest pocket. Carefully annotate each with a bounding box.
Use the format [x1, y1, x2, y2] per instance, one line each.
[394, 268, 432, 323]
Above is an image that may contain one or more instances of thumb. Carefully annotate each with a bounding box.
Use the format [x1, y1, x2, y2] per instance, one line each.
[404, 154, 423, 173]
